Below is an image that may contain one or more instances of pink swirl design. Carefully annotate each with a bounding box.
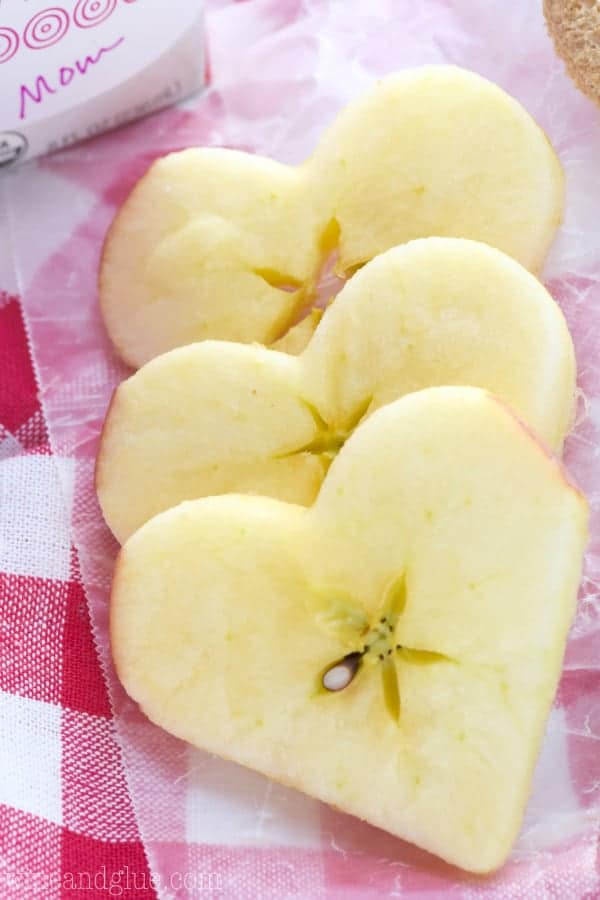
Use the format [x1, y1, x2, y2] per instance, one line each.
[73, 0, 117, 29]
[23, 8, 70, 50]
[0, 26, 19, 64]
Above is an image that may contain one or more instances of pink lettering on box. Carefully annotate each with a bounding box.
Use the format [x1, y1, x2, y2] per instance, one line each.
[23, 8, 70, 50]
[74, 0, 118, 29]
[19, 36, 125, 120]
[0, 27, 19, 63]
[0, 0, 204, 165]
[19, 76, 57, 117]
[1, 0, 125, 63]
[75, 39, 122, 74]
[59, 66, 76, 86]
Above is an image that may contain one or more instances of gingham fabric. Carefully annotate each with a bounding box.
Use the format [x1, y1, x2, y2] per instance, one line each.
[1, 1, 599, 898]
[0, 291, 157, 899]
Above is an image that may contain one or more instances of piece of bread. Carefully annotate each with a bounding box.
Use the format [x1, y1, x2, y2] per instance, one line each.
[544, 0, 600, 106]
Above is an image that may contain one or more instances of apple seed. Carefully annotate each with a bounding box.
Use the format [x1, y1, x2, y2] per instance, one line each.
[322, 651, 362, 691]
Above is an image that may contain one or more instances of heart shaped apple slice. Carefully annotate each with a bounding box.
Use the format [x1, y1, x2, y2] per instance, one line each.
[111, 386, 588, 873]
[97, 238, 575, 543]
[100, 66, 563, 367]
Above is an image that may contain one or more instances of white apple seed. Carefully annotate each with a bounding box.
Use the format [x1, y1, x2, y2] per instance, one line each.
[322, 652, 362, 691]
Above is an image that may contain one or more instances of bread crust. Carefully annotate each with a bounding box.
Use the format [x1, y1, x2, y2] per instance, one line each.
[544, 0, 600, 106]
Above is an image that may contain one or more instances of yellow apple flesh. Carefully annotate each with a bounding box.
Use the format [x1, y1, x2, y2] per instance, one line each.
[97, 238, 575, 542]
[111, 386, 588, 873]
[100, 66, 564, 367]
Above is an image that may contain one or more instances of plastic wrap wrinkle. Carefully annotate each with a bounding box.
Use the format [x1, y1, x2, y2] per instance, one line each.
[3, 0, 600, 896]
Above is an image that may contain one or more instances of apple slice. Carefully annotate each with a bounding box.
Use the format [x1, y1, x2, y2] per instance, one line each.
[311, 65, 563, 277]
[100, 151, 323, 367]
[111, 386, 588, 873]
[97, 238, 575, 543]
[100, 66, 563, 368]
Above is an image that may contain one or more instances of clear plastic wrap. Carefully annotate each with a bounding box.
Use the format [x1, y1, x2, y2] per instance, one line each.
[3, 0, 600, 895]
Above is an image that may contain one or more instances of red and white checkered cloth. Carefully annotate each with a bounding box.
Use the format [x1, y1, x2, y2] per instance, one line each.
[1, 1, 600, 898]
[0, 292, 157, 899]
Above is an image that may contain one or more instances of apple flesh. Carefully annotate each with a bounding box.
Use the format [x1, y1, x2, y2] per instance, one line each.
[312, 66, 564, 276]
[101, 151, 322, 367]
[111, 386, 588, 873]
[97, 238, 575, 543]
[100, 66, 563, 368]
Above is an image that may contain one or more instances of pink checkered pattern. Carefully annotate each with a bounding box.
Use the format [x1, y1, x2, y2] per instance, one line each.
[1, 1, 600, 897]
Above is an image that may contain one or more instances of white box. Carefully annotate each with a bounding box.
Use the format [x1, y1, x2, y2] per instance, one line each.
[0, 0, 205, 168]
